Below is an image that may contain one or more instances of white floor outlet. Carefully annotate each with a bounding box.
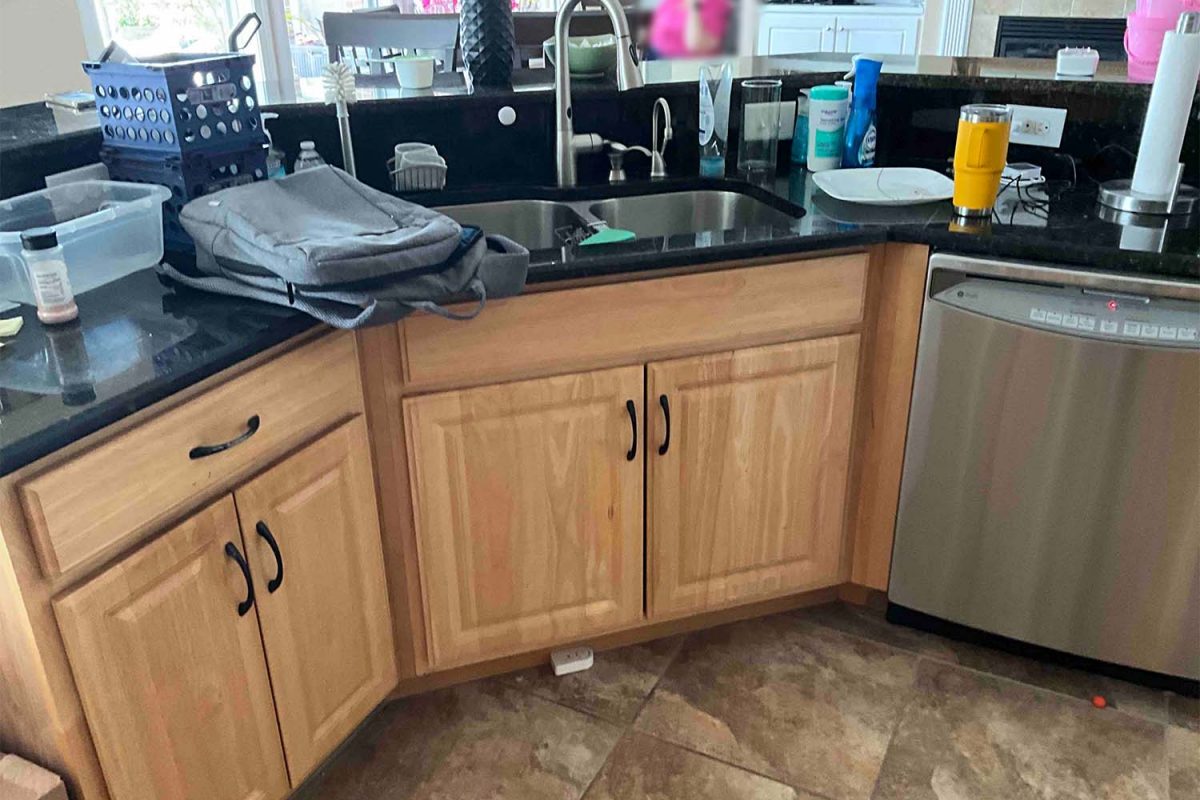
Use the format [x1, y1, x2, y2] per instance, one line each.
[550, 646, 594, 676]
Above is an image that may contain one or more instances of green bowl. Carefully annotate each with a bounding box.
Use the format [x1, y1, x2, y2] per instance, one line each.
[542, 35, 617, 75]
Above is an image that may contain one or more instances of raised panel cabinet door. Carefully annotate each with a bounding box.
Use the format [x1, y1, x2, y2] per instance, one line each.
[834, 14, 920, 55]
[758, 11, 837, 54]
[52, 497, 289, 800]
[404, 366, 645, 669]
[647, 335, 861, 619]
[233, 416, 397, 785]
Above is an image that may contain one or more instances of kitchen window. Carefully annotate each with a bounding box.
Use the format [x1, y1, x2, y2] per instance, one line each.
[77, 0, 561, 103]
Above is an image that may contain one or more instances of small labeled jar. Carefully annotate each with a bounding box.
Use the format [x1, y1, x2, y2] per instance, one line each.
[21, 227, 78, 324]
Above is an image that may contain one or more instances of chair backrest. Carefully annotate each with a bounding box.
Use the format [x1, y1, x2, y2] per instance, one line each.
[511, 9, 648, 67]
[323, 11, 460, 74]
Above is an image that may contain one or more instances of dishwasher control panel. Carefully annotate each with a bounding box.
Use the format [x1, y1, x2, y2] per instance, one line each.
[936, 278, 1200, 348]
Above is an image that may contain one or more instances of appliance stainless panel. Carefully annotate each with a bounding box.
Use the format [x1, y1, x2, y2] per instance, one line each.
[889, 254, 1200, 680]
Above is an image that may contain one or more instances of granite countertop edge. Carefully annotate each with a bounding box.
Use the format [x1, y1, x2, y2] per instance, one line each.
[1, 194, 1195, 478]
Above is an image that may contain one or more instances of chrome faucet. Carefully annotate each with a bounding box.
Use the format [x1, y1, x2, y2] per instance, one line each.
[554, 0, 644, 187]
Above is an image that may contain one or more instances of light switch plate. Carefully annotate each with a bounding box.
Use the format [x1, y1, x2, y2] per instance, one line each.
[1008, 105, 1067, 148]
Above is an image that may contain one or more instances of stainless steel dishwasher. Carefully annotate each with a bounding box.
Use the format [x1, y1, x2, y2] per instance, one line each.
[889, 253, 1200, 681]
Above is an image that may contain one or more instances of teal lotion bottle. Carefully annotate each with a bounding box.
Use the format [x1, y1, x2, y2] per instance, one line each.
[791, 89, 810, 166]
[806, 85, 850, 172]
[842, 57, 883, 168]
[699, 62, 732, 177]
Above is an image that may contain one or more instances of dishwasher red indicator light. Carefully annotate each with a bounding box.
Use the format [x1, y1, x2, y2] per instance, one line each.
[1107, 300, 1119, 311]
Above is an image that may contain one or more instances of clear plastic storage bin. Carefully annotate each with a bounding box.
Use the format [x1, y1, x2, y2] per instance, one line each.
[0, 181, 170, 305]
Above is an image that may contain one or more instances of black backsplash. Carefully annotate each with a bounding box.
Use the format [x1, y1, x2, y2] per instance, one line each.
[3, 78, 1196, 199]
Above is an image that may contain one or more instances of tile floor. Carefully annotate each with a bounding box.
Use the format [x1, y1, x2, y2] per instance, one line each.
[294, 603, 1200, 800]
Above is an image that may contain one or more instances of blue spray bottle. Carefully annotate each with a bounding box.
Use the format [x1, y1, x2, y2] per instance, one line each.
[842, 56, 883, 168]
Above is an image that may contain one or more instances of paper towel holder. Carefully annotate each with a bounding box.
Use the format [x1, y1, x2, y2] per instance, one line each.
[1098, 11, 1199, 217]
[1098, 172, 1197, 216]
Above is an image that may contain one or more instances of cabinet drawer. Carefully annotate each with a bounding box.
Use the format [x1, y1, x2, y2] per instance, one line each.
[401, 254, 868, 391]
[21, 332, 363, 577]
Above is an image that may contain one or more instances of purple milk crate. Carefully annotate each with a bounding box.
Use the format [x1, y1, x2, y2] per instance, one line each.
[83, 52, 265, 156]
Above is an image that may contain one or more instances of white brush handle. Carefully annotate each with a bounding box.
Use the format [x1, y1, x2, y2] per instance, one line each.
[338, 116, 356, 178]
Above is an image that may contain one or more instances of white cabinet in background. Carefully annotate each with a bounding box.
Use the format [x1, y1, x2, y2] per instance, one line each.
[758, 11, 836, 55]
[835, 14, 921, 54]
[756, 6, 922, 57]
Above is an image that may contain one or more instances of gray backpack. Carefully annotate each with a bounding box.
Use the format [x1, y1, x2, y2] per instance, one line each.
[158, 166, 529, 329]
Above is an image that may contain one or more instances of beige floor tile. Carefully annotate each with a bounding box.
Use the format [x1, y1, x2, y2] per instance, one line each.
[634, 614, 919, 800]
[872, 660, 1168, 800]
[293, 680, 622, 800]
[501, 635, 685, 724]
[583, 732, 814, 800]
[797, 603, 1169, 724]
[1169, 726, 1200, 800]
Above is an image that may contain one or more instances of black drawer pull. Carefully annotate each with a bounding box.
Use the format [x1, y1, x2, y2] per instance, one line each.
[658, 394, 671, 455]
[189, 415, 260, 460]
[224, 542, 255, 616]
[255, 521, 284, 593]
[625, 399, 637, 461]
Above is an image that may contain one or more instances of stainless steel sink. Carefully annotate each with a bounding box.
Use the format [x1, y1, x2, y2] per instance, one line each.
[434, 189, 801, 250]
[434, 200, 590, 251]
[588, 190, 799, 238]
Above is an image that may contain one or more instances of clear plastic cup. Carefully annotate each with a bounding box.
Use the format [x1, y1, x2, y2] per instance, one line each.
[737, 79, 783, 184]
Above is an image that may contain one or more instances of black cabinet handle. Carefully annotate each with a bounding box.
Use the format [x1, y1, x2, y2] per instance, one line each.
[658, 394, 671, 455]
[255, 521, 284, 593]
[189, 415, 260, 460]
[625, 400, 637, 461]
[224, 542, 255, 616]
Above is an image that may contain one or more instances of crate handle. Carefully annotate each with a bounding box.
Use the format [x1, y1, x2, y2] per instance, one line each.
[228, 12, 262, 53]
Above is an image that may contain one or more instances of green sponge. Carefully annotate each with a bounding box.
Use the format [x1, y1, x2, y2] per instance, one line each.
[580, 227, 636, 246]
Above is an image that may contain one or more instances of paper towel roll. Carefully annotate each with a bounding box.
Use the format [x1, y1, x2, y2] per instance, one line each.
[1131, 22, 1200, 197]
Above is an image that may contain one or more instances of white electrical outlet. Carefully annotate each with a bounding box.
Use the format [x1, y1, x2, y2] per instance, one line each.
[551, 646, 594, 676]
[1008, 104, 1067, 148]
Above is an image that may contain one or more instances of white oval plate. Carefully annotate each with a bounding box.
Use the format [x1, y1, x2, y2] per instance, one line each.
[811, 167, 954, 206]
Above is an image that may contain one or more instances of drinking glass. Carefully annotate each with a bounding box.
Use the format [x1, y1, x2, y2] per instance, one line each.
[737, 79, 783, 184]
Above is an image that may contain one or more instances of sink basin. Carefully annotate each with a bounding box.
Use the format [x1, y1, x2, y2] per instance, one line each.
[434, 200, 590, 250]
[588, 190, 800, 239]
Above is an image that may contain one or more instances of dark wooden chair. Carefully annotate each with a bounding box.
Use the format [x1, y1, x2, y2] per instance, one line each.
[323, 10, 460, 76]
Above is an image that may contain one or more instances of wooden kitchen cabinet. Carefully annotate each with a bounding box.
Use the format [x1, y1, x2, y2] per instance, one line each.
[404, 366, 645, 669]
[233, 417, 396, 784]
[646, 335, 860, 619]
[53, 497, 290, 800]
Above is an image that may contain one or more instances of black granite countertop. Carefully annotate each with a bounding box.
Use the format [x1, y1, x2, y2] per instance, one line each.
[0, 271, 315, 476]
[1, 169, 1195, 477]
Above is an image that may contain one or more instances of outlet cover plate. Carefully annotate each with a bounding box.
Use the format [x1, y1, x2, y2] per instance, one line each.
[1009, 104, 1067, 148]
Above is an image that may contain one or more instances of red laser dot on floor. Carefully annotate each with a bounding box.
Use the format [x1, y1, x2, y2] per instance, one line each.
[1092, 695, 1108, 709]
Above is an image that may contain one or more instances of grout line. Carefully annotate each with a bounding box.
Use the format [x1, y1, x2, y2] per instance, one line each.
[797, 605, 1173, 729]
[631, 727, 840, 800]
[626, 631, 690, 726]
[865, 658, 925, 800]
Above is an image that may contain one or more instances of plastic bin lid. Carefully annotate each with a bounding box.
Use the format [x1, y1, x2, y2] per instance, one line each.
[0, 181, 170, 240]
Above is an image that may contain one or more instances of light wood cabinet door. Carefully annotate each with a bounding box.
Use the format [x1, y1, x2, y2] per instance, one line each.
[404, 367, 645, 669]
[53, 498, 289, 800]
[647, 335, 860, 619]
[234, 417, 397, 784]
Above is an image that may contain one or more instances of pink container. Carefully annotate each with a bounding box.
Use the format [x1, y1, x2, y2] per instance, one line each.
[1125, 12, 1178, 62]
